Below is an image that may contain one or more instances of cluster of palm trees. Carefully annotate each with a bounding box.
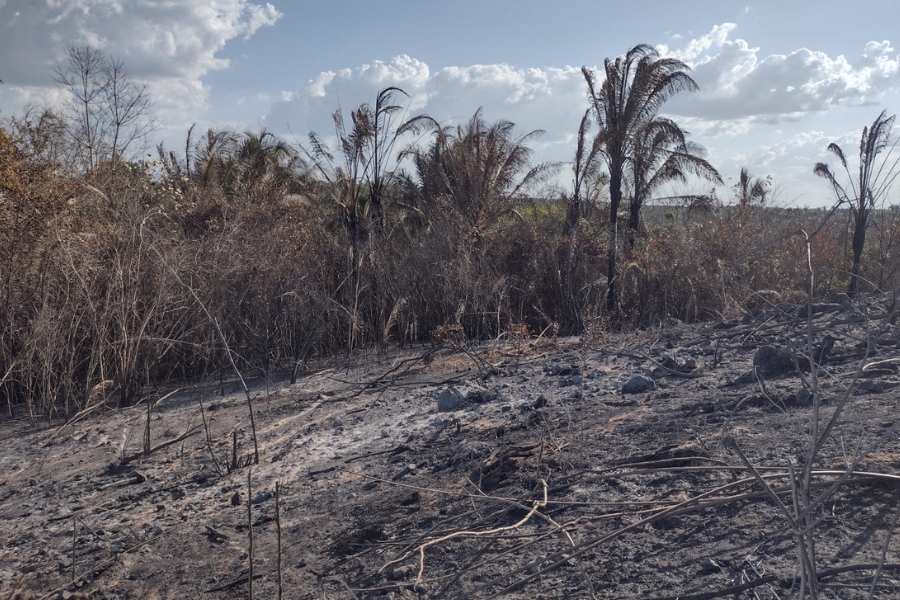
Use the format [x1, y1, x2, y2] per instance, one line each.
[400, 108, 558, 244]
[159, 36, 897, 310]
[158, 42, 899, 316]
[162, 43, 900, 315]
[159, 125, 302, 203]
[156, 43, 727, 316]
[579, 44, 722, 310]
[288, 43, 722, 314]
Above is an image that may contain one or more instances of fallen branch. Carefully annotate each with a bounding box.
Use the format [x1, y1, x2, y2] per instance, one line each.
[380, 479, 549, 590]
[474, 469, 900, 598]
[119, 425, 201, 465]
[204, 573, 263, 593]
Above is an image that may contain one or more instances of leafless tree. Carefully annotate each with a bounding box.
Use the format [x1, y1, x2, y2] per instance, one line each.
[101, 55, 155, 172]
[53, 43, 155, 174]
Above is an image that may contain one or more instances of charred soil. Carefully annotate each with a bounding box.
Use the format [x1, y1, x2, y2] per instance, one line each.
[5, 298, 900, 599]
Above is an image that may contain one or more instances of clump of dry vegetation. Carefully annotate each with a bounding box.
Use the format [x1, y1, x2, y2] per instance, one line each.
[0, 43, 897, 423]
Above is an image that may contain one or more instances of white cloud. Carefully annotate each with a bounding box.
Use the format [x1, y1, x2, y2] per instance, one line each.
[266, 56, 588, 166]
[664, 23, 739, 64]
[673, 115, 755, 138]
[660, 24, 900, 128]
[266, 55, 432, 138]
[241, 3, 281, 39]
[0, 0, 281, 125]
[753, 130, 831, 168]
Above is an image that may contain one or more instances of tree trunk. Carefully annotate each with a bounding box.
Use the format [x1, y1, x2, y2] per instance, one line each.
[563, 193, 580, 239]
[848, 210, 868, 296]
[606, 167, 622, 313]
[627, 199, 640, 250]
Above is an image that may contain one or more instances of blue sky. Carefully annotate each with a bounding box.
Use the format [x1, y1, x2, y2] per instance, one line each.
[1, 0, 899, 206]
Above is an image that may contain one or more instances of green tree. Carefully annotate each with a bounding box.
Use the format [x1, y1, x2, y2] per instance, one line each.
[814, 110, 900, 295]
[583, 44, 701, 311]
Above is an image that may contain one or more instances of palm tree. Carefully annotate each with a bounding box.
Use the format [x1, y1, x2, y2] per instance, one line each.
[226, 129, 297, 198]
[306, 87, 425, 253]
[394, 119, 453, 233]
[304, 88, 427, 350]
[409, 108, 557, 242]
[734, 167, 769, 209]
[564, 108, 606, 238]
[583, 44, 700, 311]
[306, 116, 365, 262]
[627, 117, 721, 247]
[190, 127, 238, 189]
[558, 109, 608, 331]
[366, 88, 412, 235]
[186, 128, 300, 201]
[814, 110, 900, 295]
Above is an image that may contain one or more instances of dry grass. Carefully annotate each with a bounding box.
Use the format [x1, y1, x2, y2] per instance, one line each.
[1, 122, 898, 421]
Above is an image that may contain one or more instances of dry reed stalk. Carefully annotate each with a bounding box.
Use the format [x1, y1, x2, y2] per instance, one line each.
[247, 468, 253, 600]
[276, 481, 283, 600]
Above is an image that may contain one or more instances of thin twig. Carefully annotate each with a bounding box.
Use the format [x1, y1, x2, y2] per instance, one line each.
[198, 394, 224, 475]
[247, 468, 253, 600]
[868, 493, 900, 600]
[276, 481, 283, 600]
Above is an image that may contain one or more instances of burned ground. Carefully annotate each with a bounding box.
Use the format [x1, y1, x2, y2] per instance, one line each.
[4, 296, 900, 599]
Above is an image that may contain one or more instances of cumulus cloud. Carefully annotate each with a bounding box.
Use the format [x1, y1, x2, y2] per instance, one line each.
[0, 0, 281, 123]
[650, 24, 900, 203]
[659, 24, 900, 131]
[751, 130, 831, 169]
[266, 55, 588, 165]
[267, 55, 432, 143]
